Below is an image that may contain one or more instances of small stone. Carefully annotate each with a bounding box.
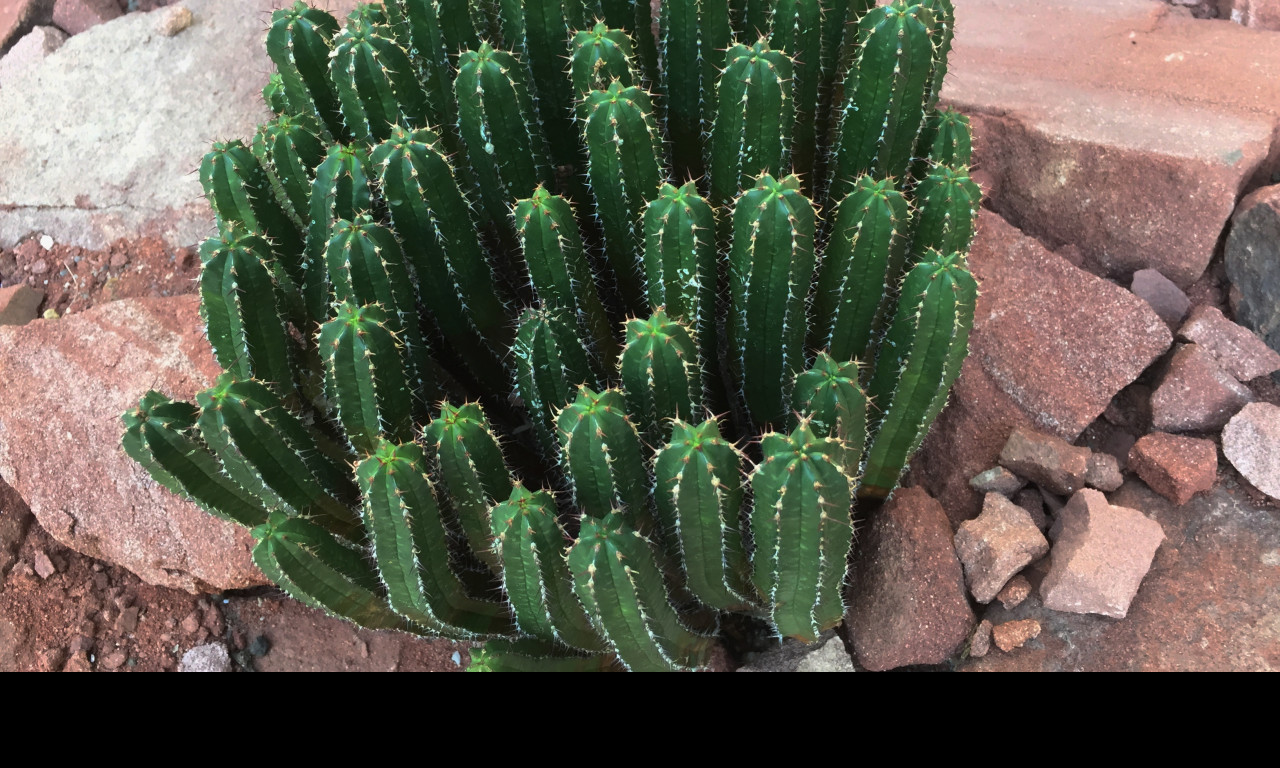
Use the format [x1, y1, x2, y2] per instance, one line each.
[247, 634, 270, 657]
[52, 0, 123, 36]
[1151, 344, 1253, 432]
[98, 649, 127, 670]
[179, 610, 200, 636]
[738, 632, 855, 672]
[954, 493, 1050, 604]
[1084, 452, 1123, 492]
[108, 251, 128, 269]
[996, 575, 1032, 609]
[179, 642, 231, 672]
[63, 651, 93, 672]
[36, 647, 66, 672]
[1128, 432, 1218, 506]
[1222, 403, 1280, 501]
[32, 549, 56, 579]
[969, 466, 1025, 496]
[28, 258, 48, 275]
[969, 620, 994, 658]
[1178, 305, 1280, 382]
[998, 426, 1093, 496]
[1041, 489, 1165, 619]
[39, 234, 53, 250]
[1131, 269, 1190, 327]
[156, 5, 192, 36]
[992, 620, 1041, 652]
[0, 284, 43, 326]
[1226, 185, 1280, 355]
[41, 308, 58, 320]
[0, 26, 68, 86]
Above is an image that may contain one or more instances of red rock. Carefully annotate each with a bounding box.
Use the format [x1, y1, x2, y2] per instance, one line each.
[1226, 185, 1280, 354]
[51, 0, 120, 35]
[0, 284, 43, 326]
[1221, 403, 1280, 501]
[0, 296, 264, 592]
[1131, 269, 1190, 328]
[846, 488, 975, 671]
[996, 575, 1032, 610]
[1225, 0, 1280, 30]
[1041, 489, 1165, 619]
[0, 0, 51, 53]
[32, 548, 56, 579]
[954, 493, 1049, 604]
[1151, 344, 1253, 432]
[1128, 432, 1218, 506]
[910, 212, 1171, 522]
[992, 619, 1041, 652]
[968, 620, 993, 659]
[1085, 452, 1123, 492]
[999, 426, 1093, 497]
[1178, 305, 1280, 382]
[946, 0, 1280, 288]
[1013, 487, 1048, 532]
[968, 466, 1024, 496]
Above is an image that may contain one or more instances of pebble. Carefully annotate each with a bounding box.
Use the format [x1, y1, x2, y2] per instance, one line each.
[999, 426, 1093, 496]
[39, 235, 53, 251]
[1222, 403, 1280, 501]
[99, 649, 128, 671]
[109, 251, 129, 269]
[969, 620, 994, 658]
[969, 466, 1025, 496]
[179, 642, 232, 673]
[32, 549, 56, 579]
[1085, 452, 1124, 492]
[179, 610, 200, 636]
[28, 259, 48, 275]
[996, 575, 1032, 609]
[993, 620, 1042, 652]
[157, 5, 194, 37]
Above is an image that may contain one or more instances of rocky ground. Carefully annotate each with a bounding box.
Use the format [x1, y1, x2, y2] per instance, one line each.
[2, 0, 1279, 671]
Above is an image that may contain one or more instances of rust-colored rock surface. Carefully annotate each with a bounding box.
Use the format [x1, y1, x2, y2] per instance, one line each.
[954, 493, 1049, 604]
[846, 488, 974, 671]
[1128, 432, 1218, 506]
[0, 295, 264, 593]
[52, 0, 120, 35]
[999, 427, 1093, 497]
[1178, 305, 1280, 382]
[911, 212, 1171, 522]
[1151, 343, 1253, 432]
[946, 0, 1280, 287]
[992, 619, 1041, 653]
[1222, 403, 1280, 501]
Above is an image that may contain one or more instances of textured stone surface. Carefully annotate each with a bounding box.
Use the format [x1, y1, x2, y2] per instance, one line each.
[1128, 432, 1218, 506]
[997, 575, 1032, 610]
[1131, 269, 1190, 328]
[969, 466, 1025, 496]
[51, 0, 121, 35]
[1041, 489, 1165, 619]
[0, 284, 42, 326]
[1222, 403, 1280, 500]
[1226, 185, 1280, 354]
[911, 212, 1171, 522]
[1224, 0, 1280, 29]
[737, 632, 855, 673]
[992, 619, 1041, 652]
[1151, 344, 1253, 432]
[954, 493, 1050, 604]
[0, 295, 263, 592]
[1178, 305, 1280, 382]
[968, 620, 993, 658]
[946, 0, 1280, 288]
[0, 24, 65, 84]
[178, 642, 231, 672]
[0, 0, 52, 54]
[0, 0, 274, 250]
[1085, 452, 1123, 492]
[999, 427, 1093, 497]
[846, 488, 974, 671]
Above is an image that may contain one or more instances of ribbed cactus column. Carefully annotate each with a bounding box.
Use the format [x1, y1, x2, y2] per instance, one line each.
[201, 140, 304, 264]
[305, 143, 374, 322]
[490, 483, 603, 651]
[599, 0, 660, 89]
[921, 0, 955, 111]
[710, 40, 794, 210]
[911, 108, 972, 181]
[908, 163, 981, 261]
[811, 175, 910, 364]
[372, 126, 509, 385]
[749, 420, 854, 642]
[330, 13, 434, 144]
[619, 310, 702, 443]
[252, 114, 326, 234]
[455, 42, 553, 239]
[569, 511, 711, 671]
[557, 386, 649, 522]
[507, 0, 593, 168]
[727, 174, 816, 428]
[569, 22, 637, 107]
[754, 0, 823, 193]
[357, 439, 515, 637]
[513, 308, 598, 459]
[652, 418, 752, 611]
[863, 251, 977, 497]
[319, 301, 415, 454]
[266, 3, 347, 141]
[582, 81, 663, 315]
[792, 353, 868, 477]
[831, 0, 935, 198]
[122, 393, 270, 529]
[659, 0, 731, 184]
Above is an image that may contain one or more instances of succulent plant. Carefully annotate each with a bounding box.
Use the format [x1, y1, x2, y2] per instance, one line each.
[123, 0, 979, 671]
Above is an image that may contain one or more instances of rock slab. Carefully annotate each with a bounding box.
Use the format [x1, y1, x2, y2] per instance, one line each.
[846, 488, 974, 671]
[953, 493, 1049, 604]
[1151, 344, 1253, 432]
[0, 284, 42, 326]
[1226, 185, 1280, 354]
[1178, 305, 1280, 382]
[1131, 269, 1190, 328]
[1222, 403, 1280, 501]
[0, 295, 264, 592]
[1041, 489, 1165, 619]
[0, 24, 66, 85]
[1128, 432, 1218, 506]
[999, 426, 1093, 496]
[51, 0, 121, 35]
[736, 632, 855, 673]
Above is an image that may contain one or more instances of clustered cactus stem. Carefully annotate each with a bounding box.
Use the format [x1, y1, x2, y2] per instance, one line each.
[125, 0, 981, 671]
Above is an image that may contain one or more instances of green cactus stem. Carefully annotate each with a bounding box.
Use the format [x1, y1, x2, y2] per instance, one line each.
[659, 0, 731, 183]
[508, 0, 594, 168]
[467, 637, 617, 672]
[727, 173, 816, 429]
[569, 22, 637, 109]
[266, 3, 348, 141]
[619, 309, 701, 443]
[122, 392, 270, 529]
[201, 140, 305, 263]
[252, 113, 327, 234]
[753, 0, 823, 194]
[749, 419, 854, 642]
[319, 300, 415, 454]
[921, 0, 955, 111]
[599, 0, 660, 90]
[911, 107, 972, 182]
[831, 0, 935, 198]
[305, 143, 374, 323]
[489, 483, 603, 650]
[581, 81, 663, 315]
[652, 418, 751, 611]
[710, 40, 794, 210]
[263, 72, 289, 115]
[811, 174, 910, 364]
[791, 353, 868, 477]
[557, 385, 649, 523]
[513, 308, 598, 459]
[422, 401, 512, 575]
[908, 163, 981, 261]
[330, 13, 434, 144]
[357, 439, 515, 637]
[569, 511, 711, 671]
[862, 251, 977, 497]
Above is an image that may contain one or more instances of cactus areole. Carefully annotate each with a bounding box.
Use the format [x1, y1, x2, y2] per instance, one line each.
[125, 0, 979, 671]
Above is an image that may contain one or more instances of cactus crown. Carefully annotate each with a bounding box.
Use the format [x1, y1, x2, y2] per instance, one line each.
[123, 0, 979, 671]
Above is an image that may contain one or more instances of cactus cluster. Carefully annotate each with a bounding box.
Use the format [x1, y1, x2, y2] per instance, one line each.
[123, 0, 981, 671]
